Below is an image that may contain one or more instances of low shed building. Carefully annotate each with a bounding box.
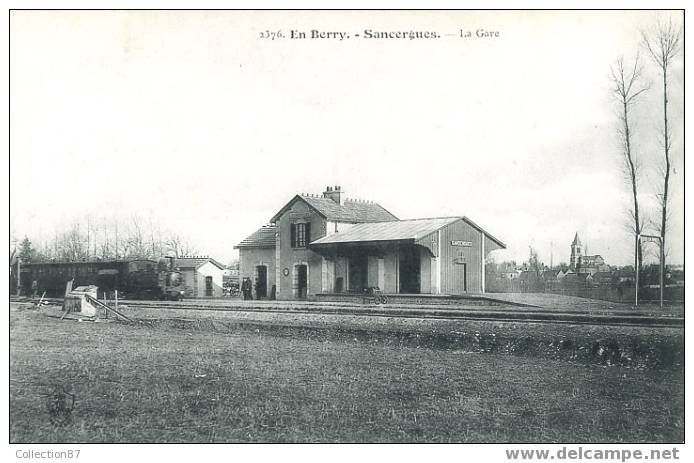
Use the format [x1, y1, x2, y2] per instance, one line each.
[174, 257, 225, 298]
[235, 186, 505, 300]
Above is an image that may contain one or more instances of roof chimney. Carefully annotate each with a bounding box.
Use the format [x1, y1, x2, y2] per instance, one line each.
[323, 185, 344, 205]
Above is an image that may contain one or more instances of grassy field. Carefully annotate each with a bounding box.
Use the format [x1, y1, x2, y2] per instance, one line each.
[486, 292, 684, 315]
[10, 303, 683, 443]
[127, 306, 684, 369]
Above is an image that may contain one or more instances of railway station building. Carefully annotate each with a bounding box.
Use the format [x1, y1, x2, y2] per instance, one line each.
[234, 186, 505, 300]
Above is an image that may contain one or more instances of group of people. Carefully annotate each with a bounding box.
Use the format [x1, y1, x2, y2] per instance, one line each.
[240, 277, 276, 300]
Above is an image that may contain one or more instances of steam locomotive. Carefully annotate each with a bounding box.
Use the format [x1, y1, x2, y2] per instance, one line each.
[17, 257, 185, 300]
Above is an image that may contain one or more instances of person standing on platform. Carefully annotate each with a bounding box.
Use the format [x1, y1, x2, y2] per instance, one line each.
[242, 277, 252, 300]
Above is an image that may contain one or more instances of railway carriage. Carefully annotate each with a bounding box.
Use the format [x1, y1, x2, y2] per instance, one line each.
[17, 258, 185, 300]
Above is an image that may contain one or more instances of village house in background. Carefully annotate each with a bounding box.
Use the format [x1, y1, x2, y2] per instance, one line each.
[485, 232, 684, 304]
[174, 256, 225, 298]
[235, 186, 505, 300]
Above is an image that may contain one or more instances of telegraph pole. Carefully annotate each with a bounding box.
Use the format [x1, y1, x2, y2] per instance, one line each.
[635, 234, 639, 306]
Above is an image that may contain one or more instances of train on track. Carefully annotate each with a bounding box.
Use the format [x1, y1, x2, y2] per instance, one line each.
[16, 257, 185, 300]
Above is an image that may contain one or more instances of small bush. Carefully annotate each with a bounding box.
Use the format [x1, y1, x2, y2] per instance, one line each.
[45, 385, 75, 427]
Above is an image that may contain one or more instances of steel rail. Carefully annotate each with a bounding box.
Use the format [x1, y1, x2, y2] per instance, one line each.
[13, 297, 683, 328]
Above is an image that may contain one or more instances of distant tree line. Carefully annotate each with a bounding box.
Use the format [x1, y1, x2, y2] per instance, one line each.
[13, 214, 199, 263]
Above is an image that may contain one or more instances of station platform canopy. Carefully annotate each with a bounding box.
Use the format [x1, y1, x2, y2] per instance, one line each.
[310, 217, 461, 247]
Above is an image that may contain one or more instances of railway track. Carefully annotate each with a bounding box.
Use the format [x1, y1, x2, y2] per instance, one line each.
[13, 296, 683, 328]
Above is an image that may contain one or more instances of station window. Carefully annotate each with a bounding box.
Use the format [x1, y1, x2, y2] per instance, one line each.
[291, 222, 311, 248]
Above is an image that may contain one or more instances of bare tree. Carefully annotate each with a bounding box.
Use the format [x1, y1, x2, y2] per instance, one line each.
[86, 214, 92, 260]
[99, 216, 112, 259]
[164, 233, 185, 258]
[642, 18, 682, 263]
[127, 215, 150, 258]
[180, 240, 198, 257]
[114, 220, 120, 259]
[58, 222, 89, 261]
[148, 215, 158, 258]
[164, 232, 198, 258]
[610, 55, 649, 273]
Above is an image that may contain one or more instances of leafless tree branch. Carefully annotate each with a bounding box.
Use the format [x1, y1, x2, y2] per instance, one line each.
[610, 54, 648, 272]
[641, 17, 682, 265]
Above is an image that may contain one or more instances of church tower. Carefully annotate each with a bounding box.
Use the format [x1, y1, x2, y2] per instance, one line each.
[570, 233, 582, 270]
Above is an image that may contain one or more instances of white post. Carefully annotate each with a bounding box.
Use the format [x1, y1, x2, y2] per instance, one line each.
[436, 230, 442, 294]
[378, 258, 385, 291]
[430, 257, 438, 294]
[481, 233, 486, 294]
[275, 229, 281, 298]
[115, 290, 118, 312]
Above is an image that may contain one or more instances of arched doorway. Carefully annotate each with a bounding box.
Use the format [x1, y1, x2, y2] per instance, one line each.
[294, 264, 308, 299]
[255, 265, 268, 299]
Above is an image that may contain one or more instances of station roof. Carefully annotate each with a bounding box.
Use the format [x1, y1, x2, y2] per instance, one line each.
[311, 217, 458, 245]
[173, 257, 226, 270]
[270, 195, 398, 224]
[234, 224, 277, 249]
[310, 216, 506, 249]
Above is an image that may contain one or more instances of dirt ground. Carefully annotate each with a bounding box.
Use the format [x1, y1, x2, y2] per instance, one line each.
[10, 302, 684, 443]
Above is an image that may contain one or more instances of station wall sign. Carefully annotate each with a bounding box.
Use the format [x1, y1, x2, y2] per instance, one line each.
[451, 240, 473, 247]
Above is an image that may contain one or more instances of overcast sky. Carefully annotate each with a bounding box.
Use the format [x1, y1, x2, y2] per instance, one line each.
[10, 10, 684, 266]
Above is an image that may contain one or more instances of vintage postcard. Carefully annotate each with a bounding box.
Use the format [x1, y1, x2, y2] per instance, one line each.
[7, 8, 685, 458]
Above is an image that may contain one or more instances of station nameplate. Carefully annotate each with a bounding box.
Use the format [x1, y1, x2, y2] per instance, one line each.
[451, 240, 473, 247]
